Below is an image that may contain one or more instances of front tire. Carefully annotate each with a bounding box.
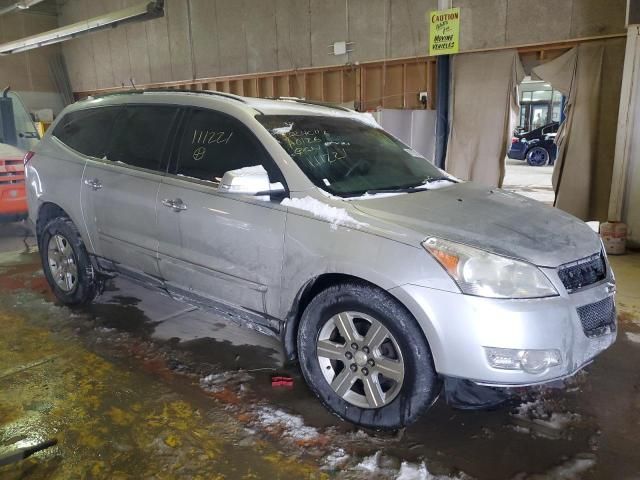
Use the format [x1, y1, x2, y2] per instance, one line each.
[297, 282, 440, 429]
[40, 217, 100, 305]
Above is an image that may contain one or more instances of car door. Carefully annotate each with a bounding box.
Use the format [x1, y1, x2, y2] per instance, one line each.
[156, 107, 287, 319]
[81, 104, 179, 280]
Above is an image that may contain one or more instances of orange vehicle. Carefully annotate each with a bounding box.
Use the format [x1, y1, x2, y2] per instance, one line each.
[0, 143, 27, 222]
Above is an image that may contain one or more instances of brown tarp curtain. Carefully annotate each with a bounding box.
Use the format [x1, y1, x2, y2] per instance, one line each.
[532, 39, 625, 221]
[445, 50, 524, 187]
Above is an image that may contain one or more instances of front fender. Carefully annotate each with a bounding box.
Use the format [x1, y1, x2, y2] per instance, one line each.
[278, 211, 459, 321]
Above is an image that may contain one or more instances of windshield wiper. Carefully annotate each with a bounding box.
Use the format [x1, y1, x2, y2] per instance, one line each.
[362, 177, 456, 195]
[424, 176, 456, 183]
[363, 186, 426, 195]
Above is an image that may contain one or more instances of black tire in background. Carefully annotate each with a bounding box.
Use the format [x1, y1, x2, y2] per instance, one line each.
[297, 282, 441, 430]
[39, 217, 101, 305]
[526, 146, 550, 166]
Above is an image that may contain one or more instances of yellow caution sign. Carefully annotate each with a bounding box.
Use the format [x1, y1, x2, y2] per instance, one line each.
[428, 7, 460, 56]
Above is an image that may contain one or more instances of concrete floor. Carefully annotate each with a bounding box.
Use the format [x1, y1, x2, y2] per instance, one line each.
[502, 158, 555, 205]
[0, 221, 35, 254]
[1, 223, 639, 479]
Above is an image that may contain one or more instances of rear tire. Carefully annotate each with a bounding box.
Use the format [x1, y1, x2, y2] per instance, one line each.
[297, 282, 440, 430]
[526, 146, 550, 166]
[40, 217, 101, 305]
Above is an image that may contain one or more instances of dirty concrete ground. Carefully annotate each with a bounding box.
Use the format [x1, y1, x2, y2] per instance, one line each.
[0, 221, 35, 253]
[1, 223, 640, 479]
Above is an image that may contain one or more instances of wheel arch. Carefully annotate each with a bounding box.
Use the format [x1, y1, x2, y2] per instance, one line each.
[282, 272, 414, 363]
[36, 202, 70, 243]
[35, 201, 93, 254]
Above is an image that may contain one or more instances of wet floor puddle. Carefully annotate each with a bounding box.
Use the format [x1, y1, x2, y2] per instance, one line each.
[2, 251, 640, 479]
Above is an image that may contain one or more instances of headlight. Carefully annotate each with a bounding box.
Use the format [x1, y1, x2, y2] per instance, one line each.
[422, 237, 558, 299]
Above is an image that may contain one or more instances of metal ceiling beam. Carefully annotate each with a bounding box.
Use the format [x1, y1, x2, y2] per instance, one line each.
[0, 0, 164, 55]
[0, 0, 47, 17]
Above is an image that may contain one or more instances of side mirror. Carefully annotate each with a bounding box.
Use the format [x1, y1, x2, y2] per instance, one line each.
[218, 165, 285, 197]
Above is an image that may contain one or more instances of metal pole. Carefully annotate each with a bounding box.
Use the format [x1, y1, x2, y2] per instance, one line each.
[434, 55, 450, 169]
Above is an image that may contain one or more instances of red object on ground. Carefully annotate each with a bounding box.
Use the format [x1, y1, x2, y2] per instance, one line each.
[271, 376, 294, 388]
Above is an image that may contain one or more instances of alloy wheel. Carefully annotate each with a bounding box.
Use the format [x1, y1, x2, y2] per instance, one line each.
[47, 234, 78, 292]
[316, 311, 405, 409]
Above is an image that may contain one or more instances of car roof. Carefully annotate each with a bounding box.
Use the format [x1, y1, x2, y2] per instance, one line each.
[77, 89, 358, 118]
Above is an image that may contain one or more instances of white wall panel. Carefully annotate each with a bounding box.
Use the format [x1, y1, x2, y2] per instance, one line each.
[57, 0, 627, 93]
[190, 0, 221, 79]
[274, 0, 312, 70]
[215, 0, 249, 76]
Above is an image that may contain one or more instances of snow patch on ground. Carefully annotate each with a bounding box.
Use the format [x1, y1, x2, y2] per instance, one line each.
[625, 331, 640, 344]
[513, 399, 546, 419]
[282, 196, 368, 230]
[200, 371, 253, 393]
[322, 448, 350, 470]
[536, 412, 581, 430]
[354, 451, 381, 472]
[396, 461, 468, 480]
[253, 406, 319, 441]
[352, 452, 465, 479]
[396, 461, 429, 479]
[511, 399, 581, 438]
[538, 453, 597, 479]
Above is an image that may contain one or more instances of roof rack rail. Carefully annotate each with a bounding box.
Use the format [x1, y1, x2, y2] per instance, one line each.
[90, 88, 247, 103]
[270, 96, 353, 112]
[144, 88, 248, 103]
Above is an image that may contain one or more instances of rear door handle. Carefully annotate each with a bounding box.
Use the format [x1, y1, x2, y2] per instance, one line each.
[162, 198, 188, 212]
[84, 178, 102, 190]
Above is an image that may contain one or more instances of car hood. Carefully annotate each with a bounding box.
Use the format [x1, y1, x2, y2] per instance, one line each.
[351, 182, 601, 267]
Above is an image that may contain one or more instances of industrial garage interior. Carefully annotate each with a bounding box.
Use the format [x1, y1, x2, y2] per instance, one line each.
[1, 0, 640, 478]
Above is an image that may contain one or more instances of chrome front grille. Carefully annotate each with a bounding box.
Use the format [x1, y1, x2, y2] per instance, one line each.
[557, 252, 607, 293]
[576, 296, 616, 338]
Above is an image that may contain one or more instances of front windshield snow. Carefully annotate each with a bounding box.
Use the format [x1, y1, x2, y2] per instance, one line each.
[256, 114, 453, 197]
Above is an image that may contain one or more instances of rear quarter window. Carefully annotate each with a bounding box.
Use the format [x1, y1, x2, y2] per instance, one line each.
[52, 107, 120, 158]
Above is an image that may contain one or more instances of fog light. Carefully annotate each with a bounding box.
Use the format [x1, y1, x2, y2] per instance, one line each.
[485, 347, 561, 374]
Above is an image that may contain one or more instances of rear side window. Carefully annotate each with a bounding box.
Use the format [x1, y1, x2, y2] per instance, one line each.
[173, 108, 280, 183]
[53, 107, 119, 158]
[107, 105, 178, 172]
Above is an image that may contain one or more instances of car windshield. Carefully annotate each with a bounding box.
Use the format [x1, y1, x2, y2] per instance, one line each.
[256, 114, 451, 197]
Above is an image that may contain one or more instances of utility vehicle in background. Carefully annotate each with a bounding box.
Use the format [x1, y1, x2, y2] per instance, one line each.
[0, 89, 40, 222]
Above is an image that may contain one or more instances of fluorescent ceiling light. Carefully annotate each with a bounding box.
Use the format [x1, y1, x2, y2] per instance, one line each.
[0, 1, 164, 55]
[0, 0, 46, 16]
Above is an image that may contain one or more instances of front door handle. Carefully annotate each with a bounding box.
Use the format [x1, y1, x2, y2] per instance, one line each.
[84, 178, 102, 190]
[162, 198, 188, 212]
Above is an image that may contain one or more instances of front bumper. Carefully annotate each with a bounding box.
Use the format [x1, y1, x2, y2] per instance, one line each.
[389, 275, 616, 386]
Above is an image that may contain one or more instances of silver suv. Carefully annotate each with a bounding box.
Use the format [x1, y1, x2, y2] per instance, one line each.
[26, 91, 616, 429]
